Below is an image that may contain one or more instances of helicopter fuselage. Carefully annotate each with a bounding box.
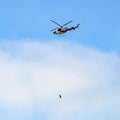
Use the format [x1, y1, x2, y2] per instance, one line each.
[53, 27, 67, 34]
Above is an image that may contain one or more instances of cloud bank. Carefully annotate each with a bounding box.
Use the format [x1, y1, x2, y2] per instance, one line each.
[0, 40, 120, 120]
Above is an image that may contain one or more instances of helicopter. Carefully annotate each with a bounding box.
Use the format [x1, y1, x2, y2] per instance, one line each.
[50, 20, 80, 35]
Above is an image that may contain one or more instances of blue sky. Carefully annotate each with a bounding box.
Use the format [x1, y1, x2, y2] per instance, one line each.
[0, 0, 120, 52]
[1, 0, 120, 52]
[0, 0, 120, 120]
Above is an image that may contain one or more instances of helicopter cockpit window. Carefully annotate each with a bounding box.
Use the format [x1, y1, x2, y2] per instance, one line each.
[58, 28, 61, 31]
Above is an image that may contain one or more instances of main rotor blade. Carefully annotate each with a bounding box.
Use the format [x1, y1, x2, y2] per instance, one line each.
[50, 27, 57, 31]
[62, 20, 73, 27]
[51, 20, 62, 27]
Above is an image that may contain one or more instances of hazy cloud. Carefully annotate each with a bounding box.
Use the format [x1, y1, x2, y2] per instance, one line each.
[0, 40, 120, 119]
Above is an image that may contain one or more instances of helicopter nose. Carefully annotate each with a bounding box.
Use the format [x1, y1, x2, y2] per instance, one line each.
[53, 31, 56, 34]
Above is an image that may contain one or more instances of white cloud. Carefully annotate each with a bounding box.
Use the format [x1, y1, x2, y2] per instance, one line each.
[0, 40, 120, 119]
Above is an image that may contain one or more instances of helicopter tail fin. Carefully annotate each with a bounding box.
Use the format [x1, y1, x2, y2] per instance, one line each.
[76, 23, 80, 28]
[71, 23, 80, 30]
